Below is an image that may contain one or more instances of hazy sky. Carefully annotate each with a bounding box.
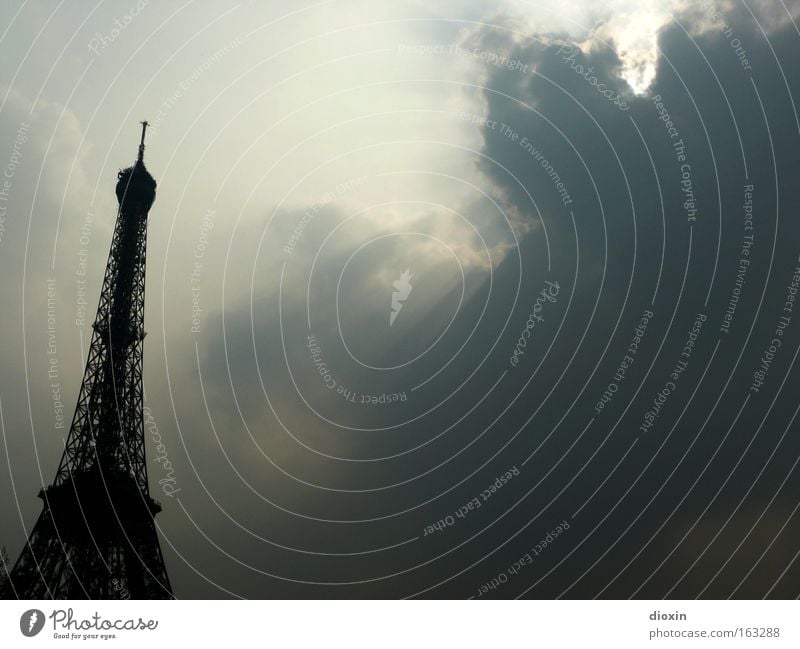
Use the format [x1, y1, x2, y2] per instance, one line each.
[2, 0, 800, 598]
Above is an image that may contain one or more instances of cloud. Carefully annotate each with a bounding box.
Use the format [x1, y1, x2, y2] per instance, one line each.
[5, 0, 800, 598]
[461, 0, 800, 95]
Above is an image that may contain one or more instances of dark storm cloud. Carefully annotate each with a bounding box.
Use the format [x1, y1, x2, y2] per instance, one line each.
[436, 7, 800, 597]
[178, 5, 800, 598]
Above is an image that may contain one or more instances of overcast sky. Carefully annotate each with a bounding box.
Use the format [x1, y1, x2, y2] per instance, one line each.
[2, 0, 800, 598]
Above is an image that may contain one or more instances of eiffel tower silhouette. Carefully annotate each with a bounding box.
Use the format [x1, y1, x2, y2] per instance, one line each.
[2, 122, 172, 599]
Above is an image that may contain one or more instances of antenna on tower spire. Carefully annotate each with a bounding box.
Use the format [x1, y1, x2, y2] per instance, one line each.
[138, 120, 149, 163]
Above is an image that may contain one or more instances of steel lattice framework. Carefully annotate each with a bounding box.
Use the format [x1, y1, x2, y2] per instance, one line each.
[1, 123, 172, 599]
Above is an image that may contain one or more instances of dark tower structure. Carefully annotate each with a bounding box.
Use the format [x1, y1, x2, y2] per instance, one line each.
[2, 123, 172, 599]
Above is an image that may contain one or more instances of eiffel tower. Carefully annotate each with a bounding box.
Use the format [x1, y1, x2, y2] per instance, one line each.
[1, 122, 172, 599]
